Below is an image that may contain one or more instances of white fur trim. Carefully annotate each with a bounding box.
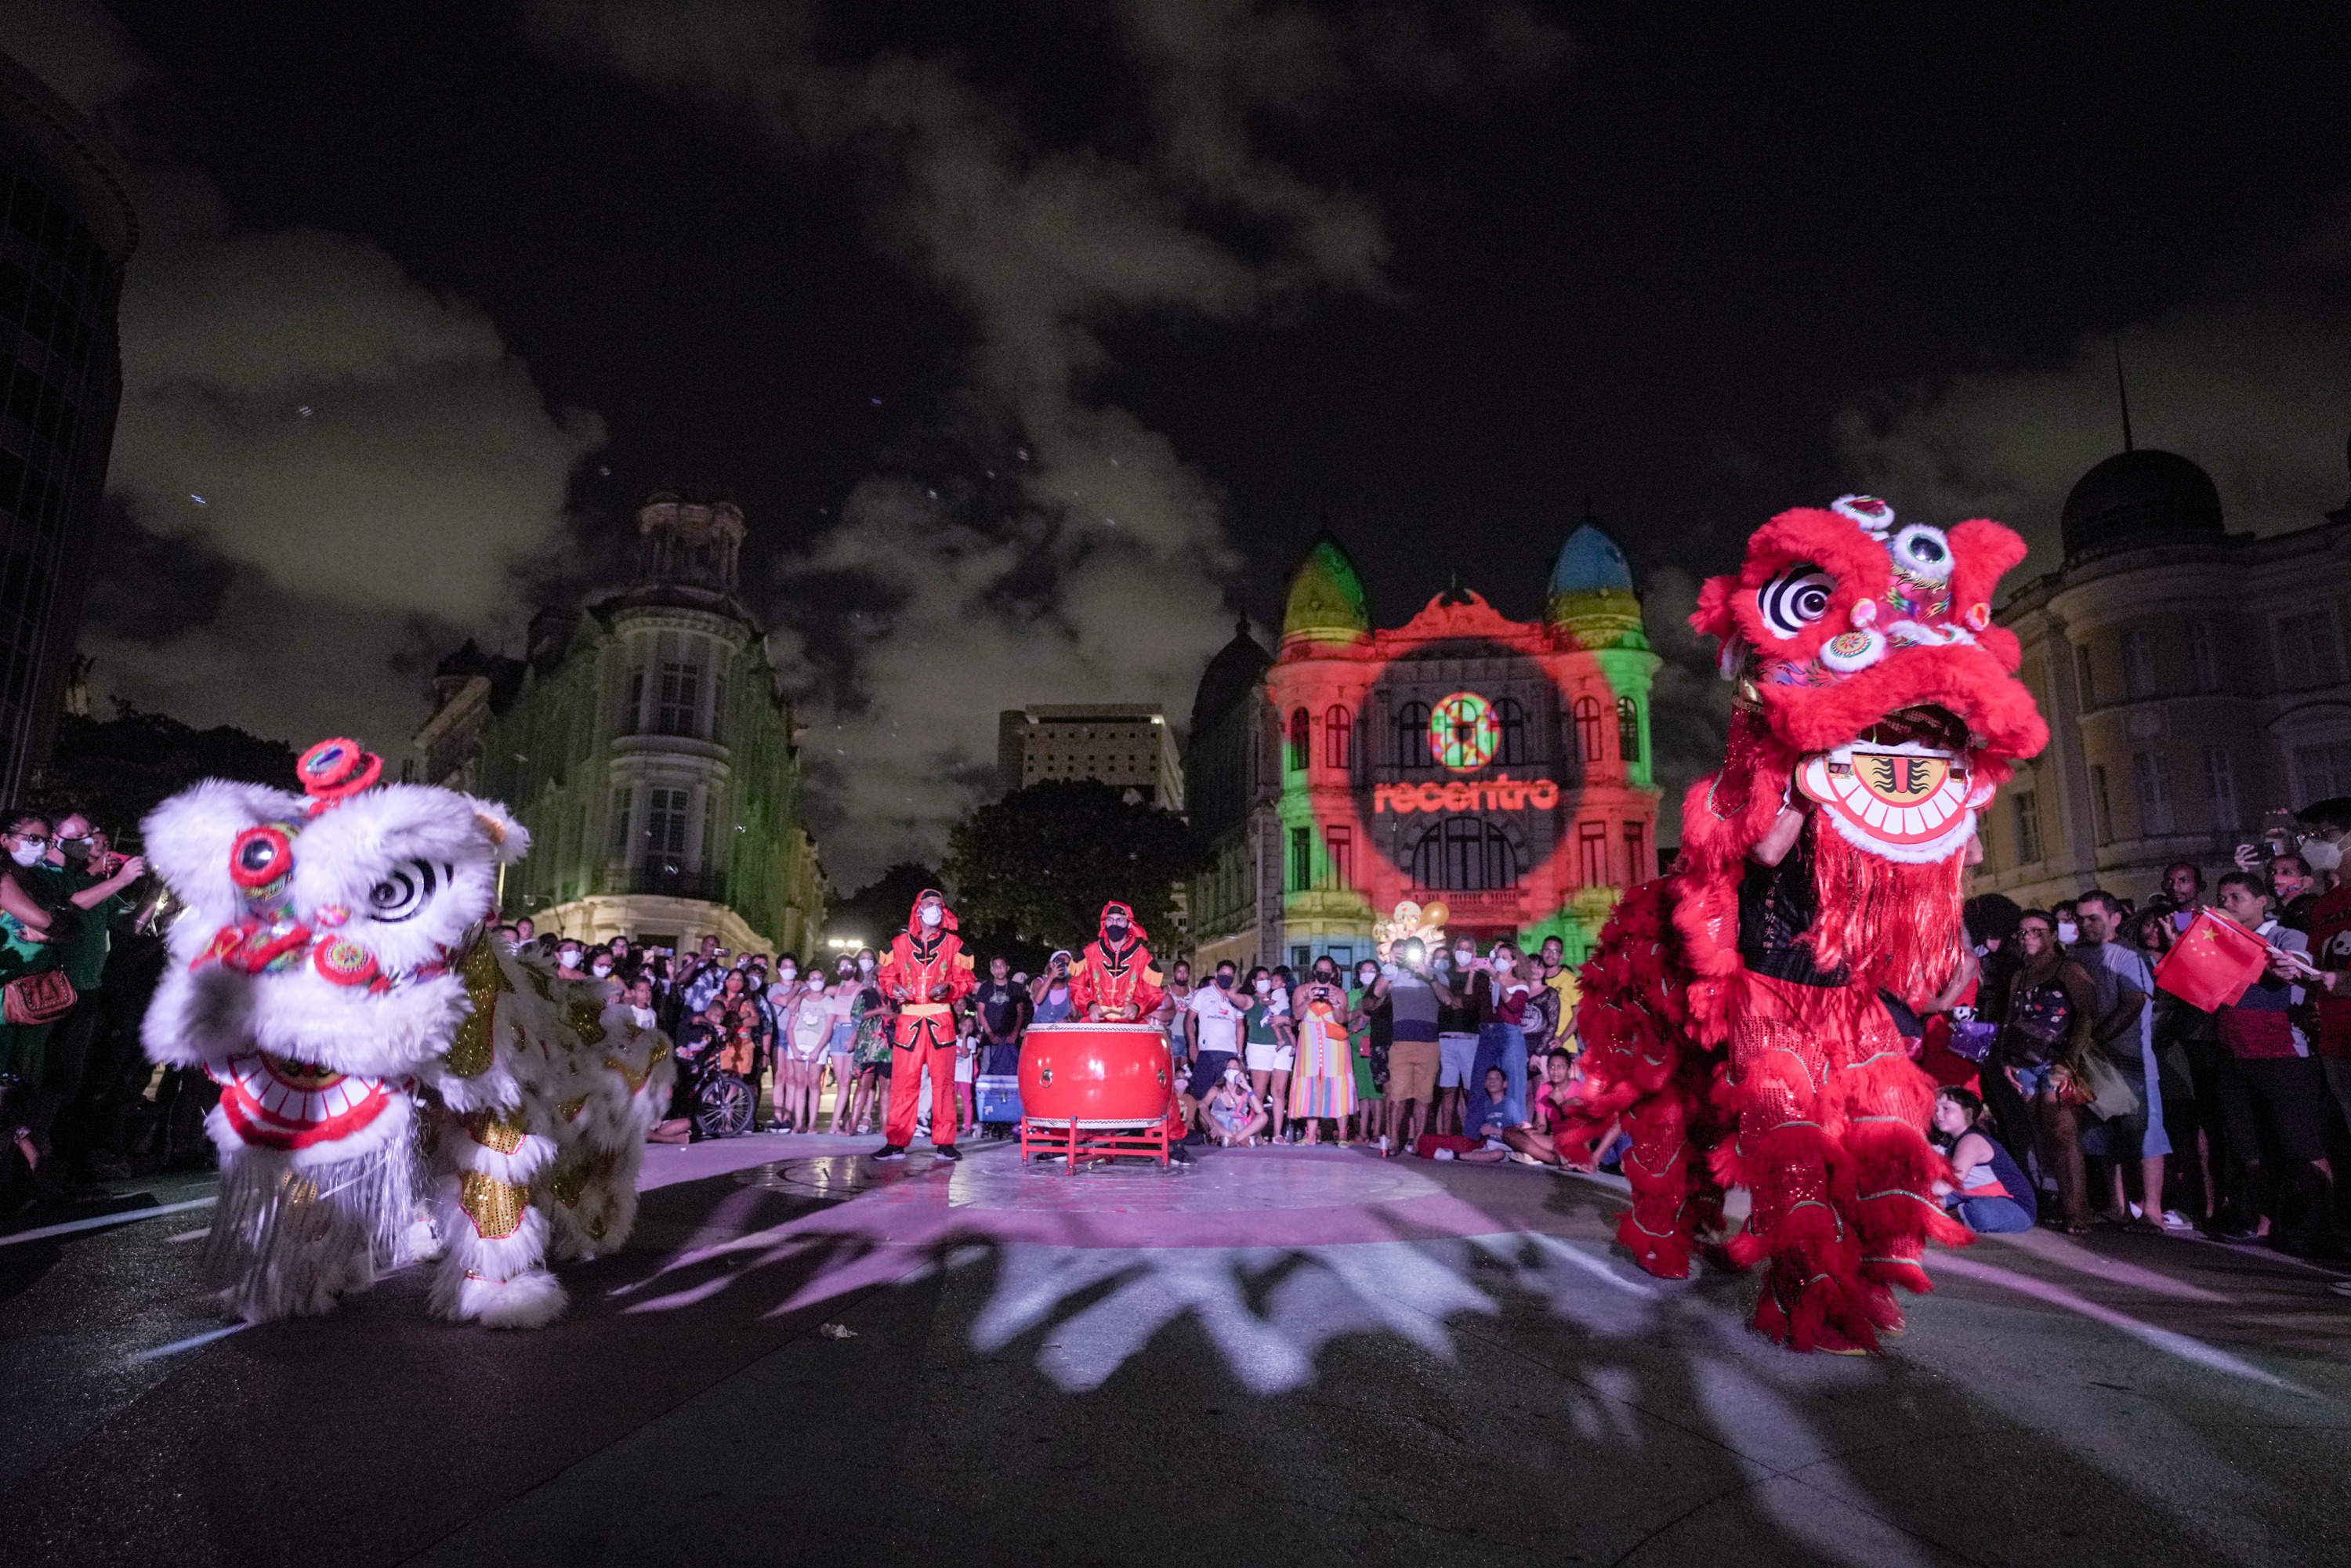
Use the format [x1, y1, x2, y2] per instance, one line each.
[435, 1267, 568, 1330]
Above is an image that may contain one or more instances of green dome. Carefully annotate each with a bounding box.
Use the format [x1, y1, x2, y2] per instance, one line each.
[1281, 527, 1371, 645]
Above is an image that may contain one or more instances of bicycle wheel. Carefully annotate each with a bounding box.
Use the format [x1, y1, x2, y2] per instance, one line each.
[697, 1073, 755, 1139]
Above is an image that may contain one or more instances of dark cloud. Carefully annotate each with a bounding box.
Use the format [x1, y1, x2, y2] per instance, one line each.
[1838, 255, 2351, 578]
[1639, 565, 1731, 850]
[11, 2, 607, 758]
[531, 0, 1568, 882]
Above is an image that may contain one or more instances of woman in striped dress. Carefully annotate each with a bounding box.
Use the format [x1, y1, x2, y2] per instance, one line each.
[1287, 958, 1357, 1143]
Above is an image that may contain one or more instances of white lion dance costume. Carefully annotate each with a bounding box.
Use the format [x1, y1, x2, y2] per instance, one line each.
[140, 740, 674, 1328]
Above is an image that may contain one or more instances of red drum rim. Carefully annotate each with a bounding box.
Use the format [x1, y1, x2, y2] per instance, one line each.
[1023, 1023, 1167, 1034]
[1024, 1117, 1168, 1130]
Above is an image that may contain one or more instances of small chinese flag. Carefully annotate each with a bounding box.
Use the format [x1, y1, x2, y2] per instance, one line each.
[2154, 909, 2269, 1012]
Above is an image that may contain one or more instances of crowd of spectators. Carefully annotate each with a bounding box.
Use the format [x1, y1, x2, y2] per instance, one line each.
[1925, 797, 2351, 1293]
[14, 788, 2350, 1291]
[0, 806, 169, 1213]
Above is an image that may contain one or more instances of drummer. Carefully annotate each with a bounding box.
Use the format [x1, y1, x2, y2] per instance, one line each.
[1067, 902, 1162, 1022]
[1064, 901, 1191, 1164]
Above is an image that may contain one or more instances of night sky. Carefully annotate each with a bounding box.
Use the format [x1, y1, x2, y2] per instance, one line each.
[14, 1, 2351, 880]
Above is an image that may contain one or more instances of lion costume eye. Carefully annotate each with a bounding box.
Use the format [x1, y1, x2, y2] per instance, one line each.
[366, 859, 450, 923]
[1755, 563, 1836, 641]
[1889, 523, 1954, 584]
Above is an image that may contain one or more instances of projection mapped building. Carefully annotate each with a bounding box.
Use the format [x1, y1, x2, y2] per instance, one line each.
[1184, 515, 1661, 974]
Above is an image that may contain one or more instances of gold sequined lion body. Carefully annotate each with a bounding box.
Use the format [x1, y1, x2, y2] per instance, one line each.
[139, 740, 673, 1329]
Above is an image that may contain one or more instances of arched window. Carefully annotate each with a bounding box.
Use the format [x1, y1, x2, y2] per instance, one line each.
[1617, 696, 1641, 762]
[1397, 701, 1432, 770]
[1496, 697, 1528, 766]
[1412, 817, 1518, 891]
[1574, 697, 1604, 765]
[1287, 707, 1310, 772]
[1324, 705, 1353, 770]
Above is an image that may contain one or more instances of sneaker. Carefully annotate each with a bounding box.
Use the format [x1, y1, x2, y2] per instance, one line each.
[1168, 1144, 1193, 1165]
[2329, 1280, 2351, 1298]
[932, 1143, 962, 1162]
[2162, 1210, 2196, 1230]
[871, 1143, 907, 1161]
[1433, 1147, 1456, 1161]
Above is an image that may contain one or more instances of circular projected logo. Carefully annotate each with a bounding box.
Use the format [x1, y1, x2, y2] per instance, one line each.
[1429, 692, 1498, 772]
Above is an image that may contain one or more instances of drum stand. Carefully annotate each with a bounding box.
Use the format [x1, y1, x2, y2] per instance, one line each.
[1019, 1113, 1176, 1171]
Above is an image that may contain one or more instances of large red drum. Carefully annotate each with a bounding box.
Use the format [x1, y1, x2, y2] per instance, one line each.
[1018, 1023, 1173, 1127]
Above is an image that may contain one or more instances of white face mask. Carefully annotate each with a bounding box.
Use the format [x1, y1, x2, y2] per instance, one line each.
[919, 904, 943, 928]
[8, 841, 42, 867]
[1253, 976, 1272, 994]
[560, 951, 581, 967]
[2055, 920, 2079, 946]
[1454, 949, 1473, 967]
[2303, 838, 2343, 871]
[591, 962, 613, 977]
[778, 966, 797, 981]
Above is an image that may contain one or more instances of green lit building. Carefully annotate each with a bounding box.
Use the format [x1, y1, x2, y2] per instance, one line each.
[414, 490, 826, 955]
[1184, 513, 1661, 973]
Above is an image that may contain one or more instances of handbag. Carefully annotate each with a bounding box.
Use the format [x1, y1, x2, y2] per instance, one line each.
[1947, 1017, 1999, 1064]
[2009, 980, 2073, 1054]
[2077, 1052, 2140, 1121]
[3, 968, 76, 1027]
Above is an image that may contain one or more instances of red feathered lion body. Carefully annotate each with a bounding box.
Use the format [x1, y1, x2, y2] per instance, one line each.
[1567, 497, 2048, 1353]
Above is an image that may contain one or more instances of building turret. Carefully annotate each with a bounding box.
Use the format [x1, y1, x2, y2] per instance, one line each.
[1545, 509, 1648, 650]
[1281, 525, 1371, 649]
[633, 485, 746, 598]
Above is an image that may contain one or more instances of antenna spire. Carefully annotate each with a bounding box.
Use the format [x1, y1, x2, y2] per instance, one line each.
[2113, 338, 2134, 454]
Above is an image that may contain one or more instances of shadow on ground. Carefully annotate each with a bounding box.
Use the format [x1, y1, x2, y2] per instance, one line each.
[2, 1145, 2347, 1567]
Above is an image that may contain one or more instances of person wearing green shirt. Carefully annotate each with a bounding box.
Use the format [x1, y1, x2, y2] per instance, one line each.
[20, 811, 147, 1182]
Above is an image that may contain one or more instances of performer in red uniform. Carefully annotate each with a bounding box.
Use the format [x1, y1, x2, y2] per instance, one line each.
[1065, 901, 1190, 1163]
[1067, 901, 1162, 1021]
[874, 888, 976, 1161]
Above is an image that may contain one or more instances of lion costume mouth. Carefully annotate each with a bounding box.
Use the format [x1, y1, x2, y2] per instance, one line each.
[212, 1051, 405, 1151]
[1792, 704, 1993, 864]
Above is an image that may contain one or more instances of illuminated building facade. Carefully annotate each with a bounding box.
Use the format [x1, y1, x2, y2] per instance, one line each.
[1186, 516, 1661, 973]
[415, 489, 827, 954]
[995, 701, 1183, 808]
[1981, 437, 2351, 907]
[0, 51, 136, 801]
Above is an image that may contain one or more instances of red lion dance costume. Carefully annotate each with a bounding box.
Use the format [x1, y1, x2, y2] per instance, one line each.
[1566, 495, 2047, 1353]
[878, 888, 976, 1157]
[1068, 901, 1162, 1022]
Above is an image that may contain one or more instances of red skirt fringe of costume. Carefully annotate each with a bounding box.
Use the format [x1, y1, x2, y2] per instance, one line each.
[1565, 881, 1968, 1353]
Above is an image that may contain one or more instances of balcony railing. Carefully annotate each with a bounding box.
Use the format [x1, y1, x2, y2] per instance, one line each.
[600, 863, 728, 902]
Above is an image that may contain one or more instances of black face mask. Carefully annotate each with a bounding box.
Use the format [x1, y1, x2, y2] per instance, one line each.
[59, 838, 91, 864]
[1214, 973, 1233, 989]
[1105, 922, 1128, 940]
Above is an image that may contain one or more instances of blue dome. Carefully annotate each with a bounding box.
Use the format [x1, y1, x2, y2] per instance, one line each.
[1549, 520, 1634, 596]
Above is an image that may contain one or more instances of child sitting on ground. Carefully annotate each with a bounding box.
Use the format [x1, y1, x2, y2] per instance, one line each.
[1928, 1085, 2037, 1233]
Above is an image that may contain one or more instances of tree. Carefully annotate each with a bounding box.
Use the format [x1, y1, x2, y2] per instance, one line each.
[25, 703, 301, 845]
[823, 860, 942, 953]
[944, 780, 1205, 958]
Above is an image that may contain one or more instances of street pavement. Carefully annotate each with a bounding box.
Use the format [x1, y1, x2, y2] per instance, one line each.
[3, 1134, 2349, 1566]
